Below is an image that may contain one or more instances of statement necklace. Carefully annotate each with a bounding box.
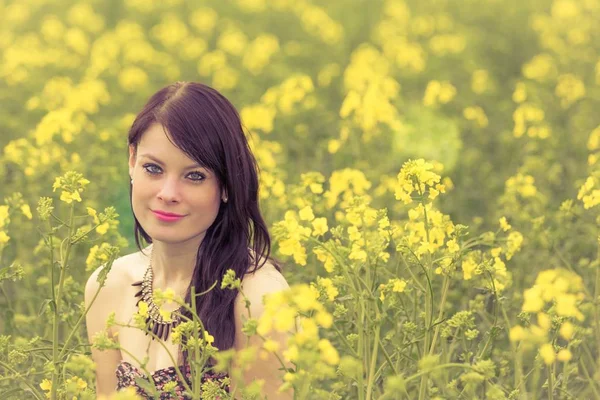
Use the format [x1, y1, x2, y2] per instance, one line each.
[131, 247, 183, 341]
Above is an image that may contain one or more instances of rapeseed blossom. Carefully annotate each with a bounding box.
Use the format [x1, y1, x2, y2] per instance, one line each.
[423, 80, 457, 107]
[394, 159, 445, 205]
[522, 53, 556, 82]
[324, 169, 372, 210]
[463, 106, 489, 128]
[513, 104, 550, 138]
[273, 211, 311, 265]
[511, 268, 584, 365]
[52, 171, 90, 204]
[577, 176, 600, 209]
[504, 173, 538, 198]
[555, 73, 585, 108]
[340, 45, 402, 138]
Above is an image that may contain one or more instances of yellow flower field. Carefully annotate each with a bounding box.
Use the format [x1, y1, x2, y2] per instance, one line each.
[1, 0, 600, 398]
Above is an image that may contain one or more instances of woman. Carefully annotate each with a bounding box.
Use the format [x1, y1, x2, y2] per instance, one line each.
[85, 81, 292, 399]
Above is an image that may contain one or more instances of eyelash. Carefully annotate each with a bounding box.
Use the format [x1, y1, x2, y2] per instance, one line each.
[142, 163, 206, 182]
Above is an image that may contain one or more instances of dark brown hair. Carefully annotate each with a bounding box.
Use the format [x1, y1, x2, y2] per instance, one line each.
[127, 81, 280, 368]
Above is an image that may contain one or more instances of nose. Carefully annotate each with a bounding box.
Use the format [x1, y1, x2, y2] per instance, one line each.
[157, 176, 181, 203]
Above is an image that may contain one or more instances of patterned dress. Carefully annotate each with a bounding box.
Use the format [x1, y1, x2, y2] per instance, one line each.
[116, 360, 229, 399]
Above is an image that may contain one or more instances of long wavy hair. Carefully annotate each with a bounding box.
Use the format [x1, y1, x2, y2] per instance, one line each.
[127, 81, 280, 368]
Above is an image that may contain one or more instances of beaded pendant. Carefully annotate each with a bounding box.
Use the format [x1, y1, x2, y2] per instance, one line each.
[132, 263, 182, 342]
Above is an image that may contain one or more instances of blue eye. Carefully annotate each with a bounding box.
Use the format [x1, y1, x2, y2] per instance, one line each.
[143, 164, 161, 175]
[187, 172, 206, 182]
[142, 163, 205, 182]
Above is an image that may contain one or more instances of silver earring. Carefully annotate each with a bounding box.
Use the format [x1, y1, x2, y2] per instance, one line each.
[223, 197, 228, 203]
[131, 179, 134, 184]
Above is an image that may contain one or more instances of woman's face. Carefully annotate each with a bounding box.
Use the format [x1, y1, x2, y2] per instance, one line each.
[128, 122, 226, 245]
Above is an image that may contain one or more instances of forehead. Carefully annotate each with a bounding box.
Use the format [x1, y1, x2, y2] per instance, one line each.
[138, 123, 177, 149]
[137, 123, 198, 165]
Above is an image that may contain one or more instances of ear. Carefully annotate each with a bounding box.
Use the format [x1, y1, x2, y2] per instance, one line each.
[128, 145, 136, 179]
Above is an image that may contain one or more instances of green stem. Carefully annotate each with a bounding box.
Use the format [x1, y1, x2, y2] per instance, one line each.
[50, 204, 75, 400]
[365, 322, 380, 400]
[406, 362, 479, 383]
[594, 241, 600, 371]
[580, 358, 600, 400]
[190, 286, 201, 398]
[357, 294, 365, 400]
[501, 304, 524, 396]
[428, 276, 450, 355]
[58, 255, 118, 361]
[418, 194, 433, 400]
[0, 360, 45, 399]
[547, 364, 554, 400]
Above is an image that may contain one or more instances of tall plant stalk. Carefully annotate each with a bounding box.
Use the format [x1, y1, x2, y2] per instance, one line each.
[50, 204, 75, 400]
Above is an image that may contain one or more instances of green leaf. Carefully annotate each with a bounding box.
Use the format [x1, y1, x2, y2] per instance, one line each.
[38, 299, 55, 316]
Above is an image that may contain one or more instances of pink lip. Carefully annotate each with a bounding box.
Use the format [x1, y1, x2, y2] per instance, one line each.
[152, 210, 185, 222]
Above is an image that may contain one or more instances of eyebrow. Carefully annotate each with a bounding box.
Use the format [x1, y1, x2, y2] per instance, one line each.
[138, 153, 206, 171]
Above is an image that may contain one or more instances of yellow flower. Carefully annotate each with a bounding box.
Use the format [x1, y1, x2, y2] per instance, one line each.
[311, 218, 328, 236]
[0, 231, 10, 244]
[555, 74, 585, 108]
[446, 239, 459, 253]
[461, 257, 478, 280]
[96, 222, 110, 235]
[118, 66, 148, 93]
[40, 378, 52, 392]
[318, 339, 340, 365]
[423, 80, 456, 106]
[0, 205, 9, 227]
[463, 106, 489, 128]
[159, 309, 173, 322]
[283, 345, 299, 362]
[522, 286, 544, 313]
[87, 206, 98, 219]
[317, 277, 338, 301]
[328, 139, 341, 154]
[559, 322, 574, 340]
[263, 339, 280, 352]
[513, 82, 527, 103]
[395, 159, 442, 205]
[273, 306, 296, 332]
[20, 204, 32, 220]
[60, 190, 82, 204]
[523, 54, 556, 82]
[316, 311, 333, 328]
[539, 343, 556, 365]
[537, 313, 551, 331]
[499, 217, 511, 232]
[299, 206, 315, 221]
[557, 349, 572, 362]
[65, 376, 88, 390]
[556, 293, 582, 320]
[349, 244, 367, 262]
[313, 247, 336, 273]
[295, 318, 318, 345]
[509, 326, 526, 342]
[203, 330, 215, 344]
[391, 279, 407, 293]
[240, 104, 276, 133]
[137, 301, 149, 317]
[292, 285, 320, 312]
[189, 7, 217, 33]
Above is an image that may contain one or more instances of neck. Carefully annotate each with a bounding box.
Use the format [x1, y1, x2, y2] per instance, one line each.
[145, 240, 200, 290]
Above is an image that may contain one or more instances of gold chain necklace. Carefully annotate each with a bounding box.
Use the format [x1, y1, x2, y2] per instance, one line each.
[131, 247, 183, 341]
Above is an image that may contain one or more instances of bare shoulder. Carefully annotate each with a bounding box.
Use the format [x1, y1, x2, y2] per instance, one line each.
[234, 259, 290, 320]
[84, 248, 148, 334]
[243, 252, 289, 292]
[85, 249, 144, 295]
